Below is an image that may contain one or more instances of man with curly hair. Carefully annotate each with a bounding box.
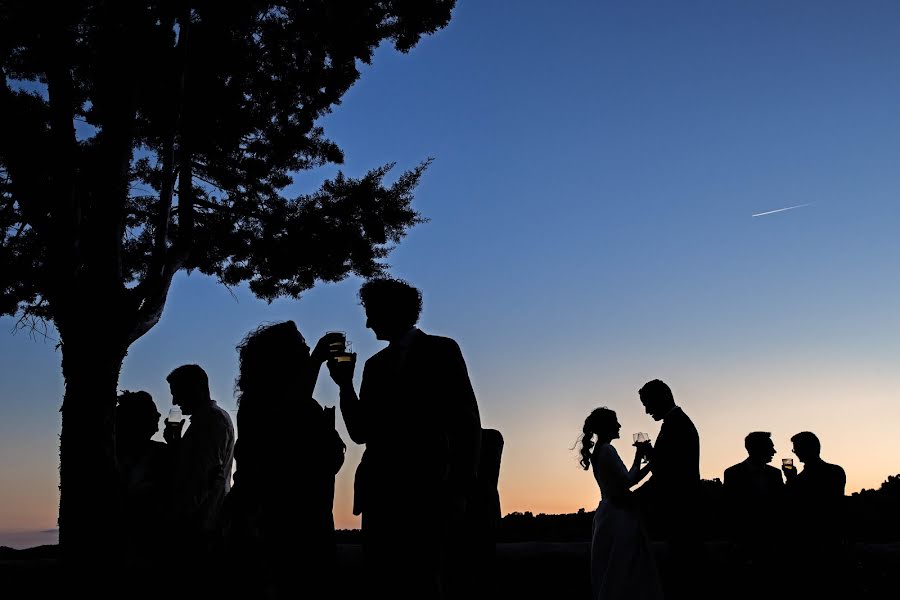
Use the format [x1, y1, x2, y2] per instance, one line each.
[328, 277, 482, 600]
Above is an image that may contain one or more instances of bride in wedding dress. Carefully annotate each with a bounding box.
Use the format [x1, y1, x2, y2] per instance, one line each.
[579, 407, 662, 600]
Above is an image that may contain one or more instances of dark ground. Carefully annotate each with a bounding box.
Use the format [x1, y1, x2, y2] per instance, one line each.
[2, 541, 898, 598]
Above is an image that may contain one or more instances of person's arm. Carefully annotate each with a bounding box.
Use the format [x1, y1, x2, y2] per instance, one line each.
[305, 333, 346, 400]
[328, 353, 368, 444]
[322, 405, 347, 474]
[782, 461, 799, 486]
[627, 445, 651, 486]
[179, 412, 231, 515]
[443, 339, 481, 493]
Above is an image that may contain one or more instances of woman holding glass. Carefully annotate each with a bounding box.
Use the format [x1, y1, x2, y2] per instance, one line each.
[225, 321, 347, 598]
[579, 407, 662, 600]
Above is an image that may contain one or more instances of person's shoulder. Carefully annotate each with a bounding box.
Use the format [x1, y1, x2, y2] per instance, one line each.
[669, 406, 698, 429]
[416, 330, 457, 347]
[676, 406, 696, 424]
[366, 346, 393, 364]
[826, 461, 846, 477]
[724, 462, 745, 477]
[424, 334, 465, 357]
[764, 464, 784, 482]
[591, 442, 616, 462]
[210, 402, 235, 426]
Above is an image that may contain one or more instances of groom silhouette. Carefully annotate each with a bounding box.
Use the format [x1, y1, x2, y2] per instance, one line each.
[635, 379, 701, 599]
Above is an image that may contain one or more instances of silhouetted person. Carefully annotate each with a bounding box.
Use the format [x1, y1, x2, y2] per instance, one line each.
[224, 321, 345, 598]
[723, 431, 785, 596]
[581, 407, 662, 600]
[783, 431, 847, 596]
[460, 428, 504, 600]
[164, 364, 235, 571]
[635, 379, 701, 599]
[115, 390, 170, 570]
[328, 277, 482, 600]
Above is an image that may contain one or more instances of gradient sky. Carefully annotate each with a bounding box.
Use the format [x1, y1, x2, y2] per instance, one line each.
[2, 0, 900, 544]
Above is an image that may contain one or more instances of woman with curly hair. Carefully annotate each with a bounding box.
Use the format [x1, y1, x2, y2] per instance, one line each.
[226, 321, 346, 598]
[579, 407, 661, 600]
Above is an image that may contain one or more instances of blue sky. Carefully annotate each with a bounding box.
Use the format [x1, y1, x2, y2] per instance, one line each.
[2, 1, 900, 541]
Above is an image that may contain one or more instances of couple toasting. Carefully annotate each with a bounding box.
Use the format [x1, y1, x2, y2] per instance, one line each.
[580, 379, 700, 600]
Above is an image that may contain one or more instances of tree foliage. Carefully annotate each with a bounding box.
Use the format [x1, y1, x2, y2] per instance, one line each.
[0, 0, 455, 342]
[1, 0, 455, 553]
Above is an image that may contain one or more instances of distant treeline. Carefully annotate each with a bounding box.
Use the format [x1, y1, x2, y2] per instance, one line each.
[496, 474, 900, 543]
[335, 474, 900, 544]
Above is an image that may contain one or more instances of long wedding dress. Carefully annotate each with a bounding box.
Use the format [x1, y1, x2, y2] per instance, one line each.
[590, 443, 663, 600]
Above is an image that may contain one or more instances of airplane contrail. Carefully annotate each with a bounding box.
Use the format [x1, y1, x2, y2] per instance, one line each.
[751, 203, 811, 218]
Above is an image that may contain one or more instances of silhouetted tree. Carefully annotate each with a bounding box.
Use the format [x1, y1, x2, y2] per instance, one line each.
[0, 0, 455, 558]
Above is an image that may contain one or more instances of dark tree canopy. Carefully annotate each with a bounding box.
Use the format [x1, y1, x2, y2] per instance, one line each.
[0, 0, 455, 555]
[0, 0, 455, 343]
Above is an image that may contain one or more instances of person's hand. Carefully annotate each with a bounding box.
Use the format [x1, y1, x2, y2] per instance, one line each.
[326, 352, 356, 387]
[782, 463, 798, 482]
[634, 441, 653, 461]
[163, 419, 184, 444]
[311, 332, 345, 364]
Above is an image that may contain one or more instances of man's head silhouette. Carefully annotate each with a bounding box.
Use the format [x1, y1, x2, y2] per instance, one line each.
[744, 431, 776, 465]
[791, 431, 821, 464]
[359, 277, 423, 342]
[638, 379, 675, 421]
[166, 364, 211, 416]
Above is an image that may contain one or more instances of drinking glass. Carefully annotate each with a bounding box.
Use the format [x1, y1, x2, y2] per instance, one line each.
[335, 341, 354, 363]
[633, 433, 651, 463]
[326, 331, 347, 356]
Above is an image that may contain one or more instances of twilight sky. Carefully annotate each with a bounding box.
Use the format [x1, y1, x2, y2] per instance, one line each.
[2, 0, 900, 544]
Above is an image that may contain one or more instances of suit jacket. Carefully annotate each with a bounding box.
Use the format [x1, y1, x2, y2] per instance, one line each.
[788, 459, 846, 544]
[723, 459, 784, 543]
[343, 329, 482, 516]
[643, 406, 700, 509]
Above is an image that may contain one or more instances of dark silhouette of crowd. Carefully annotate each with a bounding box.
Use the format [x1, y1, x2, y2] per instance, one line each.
[107, 278, 854, 600]
[111, 278, 501, 600]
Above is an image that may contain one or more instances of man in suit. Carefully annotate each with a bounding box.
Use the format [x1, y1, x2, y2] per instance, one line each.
[636, 379, 701, 599]
[723, 431, 785, 586]
[328, 277, 482, 600]
[783, 431, 847, 596]
[163, 364, 235, 597]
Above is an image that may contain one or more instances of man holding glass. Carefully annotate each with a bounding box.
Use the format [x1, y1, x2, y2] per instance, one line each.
[783, 431, 847, 596]
[634, 379, 701, 599]
[328, 277, 482, 600]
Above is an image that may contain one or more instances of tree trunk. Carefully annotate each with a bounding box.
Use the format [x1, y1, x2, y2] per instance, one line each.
[57, 332, 126, 565]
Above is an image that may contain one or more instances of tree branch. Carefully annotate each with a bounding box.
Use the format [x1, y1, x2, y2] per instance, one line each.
[44, 19, 80, 282]
[128, 8, 193, 345]
[147, 12, 185, 287]
[175, 7, 193, 255]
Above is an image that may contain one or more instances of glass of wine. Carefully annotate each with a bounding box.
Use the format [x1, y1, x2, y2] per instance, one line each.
[633, 432, 651, 463]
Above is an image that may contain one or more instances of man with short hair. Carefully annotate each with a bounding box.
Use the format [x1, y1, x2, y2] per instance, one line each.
[783, 431, 847, 596]
[723, 431, 785, 575]
[636, 379, 701, 600]
[164, 364, 235, 549]
[328, 277, 482, 600]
